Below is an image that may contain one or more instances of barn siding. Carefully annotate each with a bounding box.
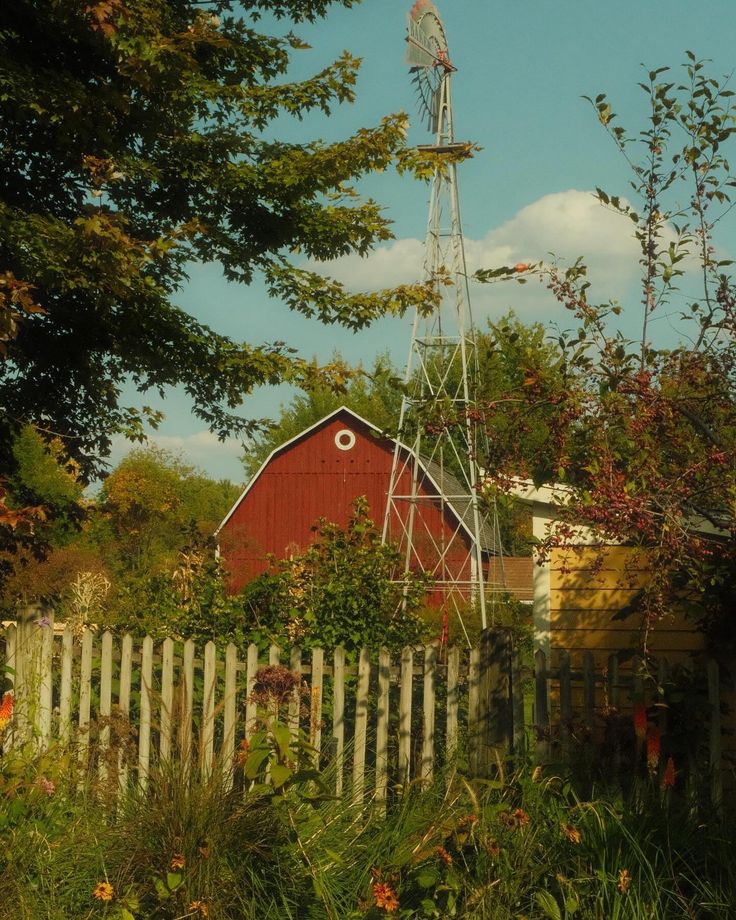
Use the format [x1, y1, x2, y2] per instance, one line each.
[220, 412, 476, 595]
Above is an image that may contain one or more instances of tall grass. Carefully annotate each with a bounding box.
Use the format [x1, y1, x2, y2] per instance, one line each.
[1, 741, 734, 919]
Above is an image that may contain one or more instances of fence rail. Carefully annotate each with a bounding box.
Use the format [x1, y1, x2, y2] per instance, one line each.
[1, 609, 729, 807]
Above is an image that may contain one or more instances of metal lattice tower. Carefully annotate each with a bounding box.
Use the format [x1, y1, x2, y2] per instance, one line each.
[383, 0, 498, 634]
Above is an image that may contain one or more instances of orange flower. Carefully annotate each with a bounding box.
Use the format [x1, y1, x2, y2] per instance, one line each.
[561, 823, 581, 844]
[633, 703, 647, 741]
[0, 690, 13, 733]
[661, 755, 676, 789]
[373, 882, 399, 913]
[189, 901, 209, 917]
[617, 868, 631, 895]
[436, 846, 453, 865]
[92, 881, 114, 902]
[646, 727, 661, 774]
[500, 808, 530, 830]
[485, 838, 501, 858]
[170, 853, 186, 870]
[236, 738, 250, 767]
[514, 262, 530, 273]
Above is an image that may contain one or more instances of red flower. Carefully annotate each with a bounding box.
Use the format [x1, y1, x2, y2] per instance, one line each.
[0, 691, 13, 733]
[646, 726, 661, 774]
[633, 703, 647, 741]
[662, 755, 676, 789]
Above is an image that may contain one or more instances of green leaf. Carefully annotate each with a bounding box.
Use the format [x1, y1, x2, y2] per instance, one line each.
[270, 763, 292, 788]
[244, 748, 271, 780]
[534, 890, 562, 920]
[272, 721, 292, 760]
[416, 867, 440, 889]
[166, 872, 183, 891]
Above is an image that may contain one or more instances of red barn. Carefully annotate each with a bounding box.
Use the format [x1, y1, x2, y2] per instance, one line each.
[216, 406, 532, 602]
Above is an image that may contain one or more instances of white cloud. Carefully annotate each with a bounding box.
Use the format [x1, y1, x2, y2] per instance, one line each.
[306, 189, 655, 318]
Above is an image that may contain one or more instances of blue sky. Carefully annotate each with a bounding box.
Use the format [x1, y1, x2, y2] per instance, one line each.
[114, 0, 736, 482]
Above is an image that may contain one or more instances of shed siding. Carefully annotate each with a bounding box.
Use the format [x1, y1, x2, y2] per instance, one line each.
[549, 546, 704, 662]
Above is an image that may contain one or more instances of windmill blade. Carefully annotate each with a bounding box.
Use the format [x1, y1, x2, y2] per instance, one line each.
[411, 68, 436, 131]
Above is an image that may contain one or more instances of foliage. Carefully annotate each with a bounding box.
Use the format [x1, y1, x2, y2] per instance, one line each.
[0, 0, 439, 578]
[240, 497, 429, 654]
[244, 352, 404, 477]
[477, 58, 736, 648]
[2, 746, 734, 920]
[97, 446, 240, 576]
[0, 426, 87, 600]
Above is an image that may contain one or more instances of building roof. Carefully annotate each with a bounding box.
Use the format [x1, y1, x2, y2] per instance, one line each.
[216, 405, 499, 553]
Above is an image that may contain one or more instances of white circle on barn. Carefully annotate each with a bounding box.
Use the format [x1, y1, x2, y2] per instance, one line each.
[335, 429, 356, 451]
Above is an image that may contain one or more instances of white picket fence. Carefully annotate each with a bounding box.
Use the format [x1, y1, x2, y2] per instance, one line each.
[2, 609, 729, 807]
[1, 610, 518, 802]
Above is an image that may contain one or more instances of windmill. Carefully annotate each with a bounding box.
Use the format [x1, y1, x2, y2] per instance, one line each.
[383, 0, 503, 637]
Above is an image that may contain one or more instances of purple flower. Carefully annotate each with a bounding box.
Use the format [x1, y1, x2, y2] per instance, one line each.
[35, 615, 52, 629]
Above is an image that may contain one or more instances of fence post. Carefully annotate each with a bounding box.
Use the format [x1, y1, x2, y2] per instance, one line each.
[421, 642, 438, 782]
[511, 640, 525, 757]
[534, 648, 550, 761]
[477, 628, 512, 775]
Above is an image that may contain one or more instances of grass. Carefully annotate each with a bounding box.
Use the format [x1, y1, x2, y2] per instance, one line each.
[1, 734, 734, 920]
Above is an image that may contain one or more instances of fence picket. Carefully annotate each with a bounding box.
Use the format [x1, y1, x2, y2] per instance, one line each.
[288, 646, 301, 742]
[708, 659, 722, 808]
[467, 646, 480, 775]
[245, 644, 258, 738]
[59, 626, 74, 746]
[310, 648, 324, 761]
[118, 634, 133, 792]
[446, 646, 459, 763]
[558, 650, 572, 760]
[421, 643, 438, 782]
[181, 639, 195, 772]
[399, 646, 413, 786]
[138, 636, 153, 791]
[223, 643, 238, 779]
[78, 629, 94, 779]
[201, 642, 217, 779]
[3, 624, 16, 749]
[37, 615, 54, 752]
[160, 638, 174, 762]
[511, 642, 525, 756]
[534, 649, 549, 760]
[352, 647, 370, 804]
[582, 651, 595, 733]
[375, 646, 390, 806]
[332, 646, 346, 796]
[98, 631, 113, 783]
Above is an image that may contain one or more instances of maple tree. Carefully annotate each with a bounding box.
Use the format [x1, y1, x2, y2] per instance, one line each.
[0, 8, 433, 463]
[0, 0, 440, 570]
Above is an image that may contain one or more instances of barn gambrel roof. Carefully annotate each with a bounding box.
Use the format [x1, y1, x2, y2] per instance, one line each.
[215, 405, 498, 553]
